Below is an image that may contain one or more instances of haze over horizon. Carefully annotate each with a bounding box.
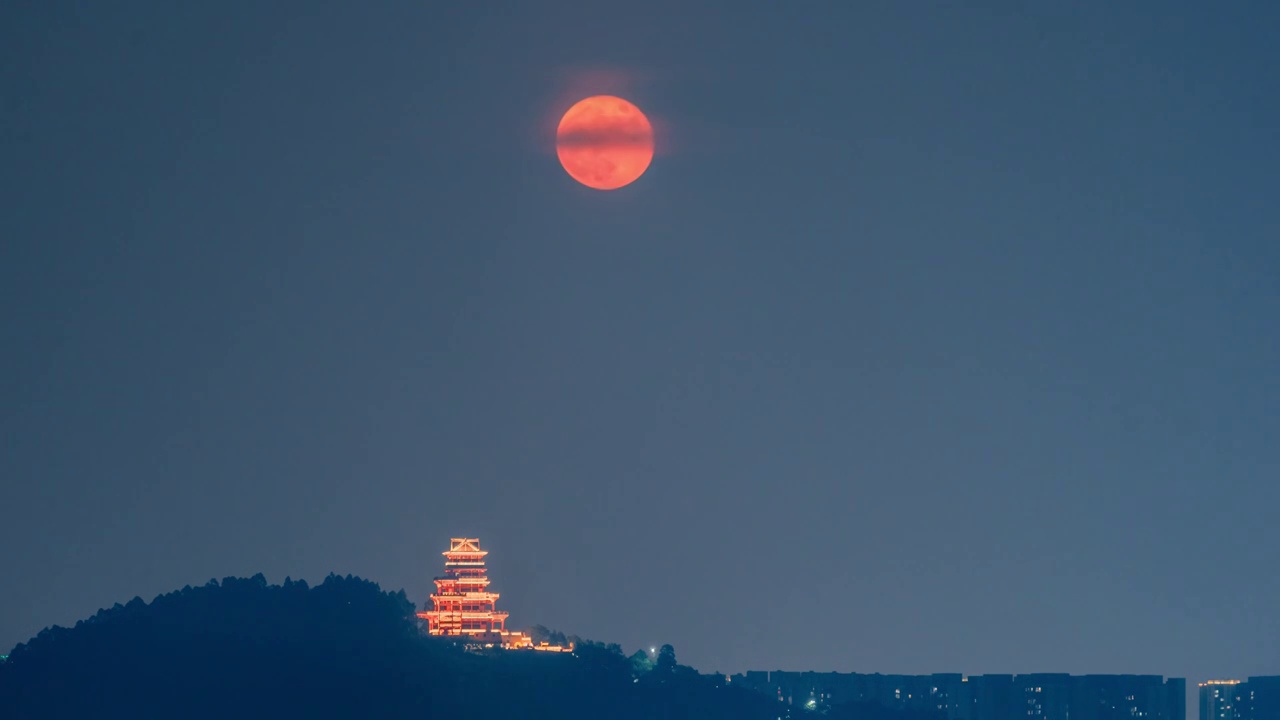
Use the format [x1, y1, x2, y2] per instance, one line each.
[2, 1, 1277, 703]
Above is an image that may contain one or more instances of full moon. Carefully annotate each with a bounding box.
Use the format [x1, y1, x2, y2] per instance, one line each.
[556, 95, 654, 190]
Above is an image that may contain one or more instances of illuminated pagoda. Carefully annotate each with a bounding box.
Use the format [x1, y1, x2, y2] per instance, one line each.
[418, 537, 569, 652]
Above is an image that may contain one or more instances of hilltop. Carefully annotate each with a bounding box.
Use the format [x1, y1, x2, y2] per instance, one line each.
[0, 574, 780, 719]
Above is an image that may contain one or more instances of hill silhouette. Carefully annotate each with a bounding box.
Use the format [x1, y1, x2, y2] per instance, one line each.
[0, 573, 784, 719]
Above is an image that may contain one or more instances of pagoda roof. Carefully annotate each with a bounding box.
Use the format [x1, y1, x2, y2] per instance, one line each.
[445, 538, 486, 553]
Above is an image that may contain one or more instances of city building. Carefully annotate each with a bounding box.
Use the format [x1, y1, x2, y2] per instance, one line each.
[1244, 676, 1280, 720]
[1202, 678, 1280, 720]
[1201, 681, 1245, 720]
[730, 671, 1185, 720]
[418, 537, 570, 652]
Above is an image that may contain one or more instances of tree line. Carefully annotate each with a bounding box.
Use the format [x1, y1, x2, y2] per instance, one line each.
[0, 573, 945, 719]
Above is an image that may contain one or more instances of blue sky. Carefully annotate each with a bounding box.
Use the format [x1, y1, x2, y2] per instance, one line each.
[2, 1, 1277, 694]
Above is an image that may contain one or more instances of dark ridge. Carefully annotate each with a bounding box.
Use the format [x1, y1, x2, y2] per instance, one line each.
[0, 574, 806, 719]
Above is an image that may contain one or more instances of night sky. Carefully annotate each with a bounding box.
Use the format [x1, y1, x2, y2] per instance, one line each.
[3, 0, 1277, 695]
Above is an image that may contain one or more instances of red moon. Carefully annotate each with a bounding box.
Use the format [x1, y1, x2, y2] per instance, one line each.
[556, 95, 654, 190]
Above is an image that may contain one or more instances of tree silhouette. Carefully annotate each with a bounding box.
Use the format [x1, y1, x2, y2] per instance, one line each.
[656, 643, 678, 673]
[0, 574, 783, 720]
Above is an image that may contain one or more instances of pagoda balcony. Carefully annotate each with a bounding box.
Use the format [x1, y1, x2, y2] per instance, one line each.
[424, 610, 509, 618]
